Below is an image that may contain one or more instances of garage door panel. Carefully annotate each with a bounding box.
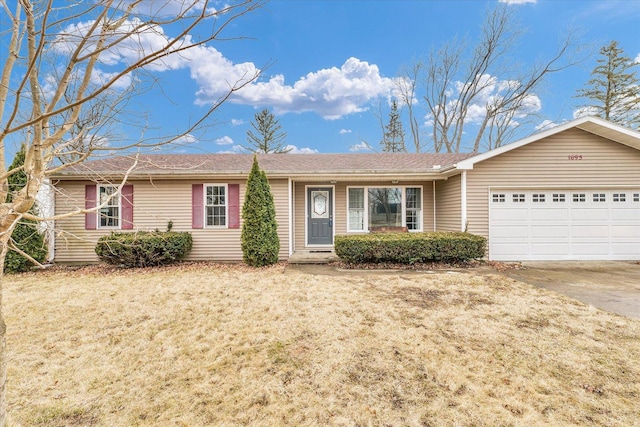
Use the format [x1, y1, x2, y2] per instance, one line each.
[529, 209, 569, 220]
[571, 208, 610, 221]
[610, 209, 640, 220]
[611, 242, 640, 255]
[490, 226, 529, 238]
[571, 225, 609, 238]
[490, 243, 529, 260]
[489, 189, 640, 261]
[491, 208, 528, 221]
[530, 243, 570, 255]
[611, 225, 640, 238]
[571, 243, 611, 255]
[530, 225, 569, 238]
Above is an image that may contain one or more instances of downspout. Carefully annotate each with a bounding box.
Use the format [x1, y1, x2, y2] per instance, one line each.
[461, 171, 467, 232]
[43, 178, 55, 263]
[288, 178, 293, 257]
[432, 181, 437, 231]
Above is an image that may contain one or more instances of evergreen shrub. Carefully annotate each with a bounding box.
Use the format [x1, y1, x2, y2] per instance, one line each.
[334, 232, 486, 264]
[241, 157, 280, 267]
[95, 231, 192, 268]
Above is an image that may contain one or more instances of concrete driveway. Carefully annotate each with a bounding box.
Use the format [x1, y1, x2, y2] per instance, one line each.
[499, 261, 640, 319]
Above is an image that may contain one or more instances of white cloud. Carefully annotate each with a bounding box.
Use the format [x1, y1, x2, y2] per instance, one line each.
[231, 119, 244, 126]
[573, 106, 598, 119]
[218, 145, 245, 154]
[339, 129, 352, 134]
[499, 0, 536, 4]
[349, 141, 374, 152]
[215, 136, 234, 145]
[534, 120, 557, 131]
[285, 145, 319, 154]
[174, 134, 197, 144]
[432, 73, 543, 127]
[227, 57, 398, 120]
[635, 52, 640, 64]
[55, 20, 396, 121]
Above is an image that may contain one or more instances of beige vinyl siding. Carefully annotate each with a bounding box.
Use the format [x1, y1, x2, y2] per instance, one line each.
[465, 128, 640, 239]
[54, 178, 289, 263]
[293, 180, 435, 251]
[435, 175, 462, 232]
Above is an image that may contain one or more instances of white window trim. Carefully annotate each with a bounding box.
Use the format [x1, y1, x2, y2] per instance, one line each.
[97, 184, 121, 229]
[204, 183, 228, 229]
[346, 185, 423, 233]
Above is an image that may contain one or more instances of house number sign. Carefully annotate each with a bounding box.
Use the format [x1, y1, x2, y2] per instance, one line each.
[567, 154, 583, 160]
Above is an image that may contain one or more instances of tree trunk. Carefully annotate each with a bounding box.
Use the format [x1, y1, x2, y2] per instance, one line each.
[0, 237, 8, 427]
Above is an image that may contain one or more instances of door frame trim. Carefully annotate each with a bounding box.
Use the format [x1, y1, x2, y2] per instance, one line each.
[305, 185, 336, 247]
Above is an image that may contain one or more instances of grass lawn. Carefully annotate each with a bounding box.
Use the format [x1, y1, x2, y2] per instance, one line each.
[5, 263, 640, 426]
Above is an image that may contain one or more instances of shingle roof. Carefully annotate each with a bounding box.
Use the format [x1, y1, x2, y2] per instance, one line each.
[56, 152, 475, 178]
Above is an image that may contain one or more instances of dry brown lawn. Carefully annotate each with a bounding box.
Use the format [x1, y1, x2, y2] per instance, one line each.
[5, 263, 640, 426]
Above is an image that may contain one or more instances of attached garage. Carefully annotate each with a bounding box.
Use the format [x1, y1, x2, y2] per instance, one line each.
[452, 116, 640, 262]
[488, 189, 640, 261]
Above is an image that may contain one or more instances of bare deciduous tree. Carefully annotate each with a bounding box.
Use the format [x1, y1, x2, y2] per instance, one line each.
[0, 0, 265, 423]
[395, 61, 423, 152]
[398, 6, 579, 153]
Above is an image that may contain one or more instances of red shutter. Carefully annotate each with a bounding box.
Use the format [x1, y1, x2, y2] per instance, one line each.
[192, 184, 204, 229]
[228, 184, 240, 229]
[85, 185, 97, 230]
[121, 184, 134, 230]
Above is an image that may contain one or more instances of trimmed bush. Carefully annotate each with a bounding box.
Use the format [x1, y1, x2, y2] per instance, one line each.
[241, 156, 280, 267]
[334, 232, 486, 264]
[95, 231, 193, 268]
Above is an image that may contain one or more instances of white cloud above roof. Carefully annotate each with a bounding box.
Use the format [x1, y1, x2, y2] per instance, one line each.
[53, 17, 409, 122]
[340, 129, 352, 134]
[349, 141, 374, 152]
[215, 136, 234, 146]
[284, 145, 319, 154]
[227, 58, 398, 120]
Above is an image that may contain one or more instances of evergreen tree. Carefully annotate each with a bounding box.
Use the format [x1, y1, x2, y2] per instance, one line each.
[381, 100, 406, 152]
[4, 145, 47, 273]
[244, 108, 290, 153]
[576, 41, 640, 129]
[241, 156, 280, 267]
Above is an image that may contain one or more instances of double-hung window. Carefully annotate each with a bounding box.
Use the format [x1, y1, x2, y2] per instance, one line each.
[99, 185, 120, 228]
[205, 184, 227, 227]
[348, 188, 365, 231]
[347, 186, 422, 232]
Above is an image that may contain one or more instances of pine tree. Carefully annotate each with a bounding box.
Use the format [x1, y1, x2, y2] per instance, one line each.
[244, 108, 290, 153]
[381, 100, 406, 152]
[576, 41, 640, 129]
[4, 145, 47, 273]
[241, 156, 280, 267]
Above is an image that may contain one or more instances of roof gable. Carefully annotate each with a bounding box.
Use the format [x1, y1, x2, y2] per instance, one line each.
[456, 116, 640, 170]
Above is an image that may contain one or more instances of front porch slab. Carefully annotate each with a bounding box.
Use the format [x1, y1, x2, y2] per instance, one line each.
[288, 251, 339, 264]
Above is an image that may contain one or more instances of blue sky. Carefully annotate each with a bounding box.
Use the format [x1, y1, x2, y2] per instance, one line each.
[188, 0, 640, 154]
[6, 0, 640, 157]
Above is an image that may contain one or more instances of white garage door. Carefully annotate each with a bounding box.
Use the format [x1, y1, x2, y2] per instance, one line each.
[489, 189, 640, 261]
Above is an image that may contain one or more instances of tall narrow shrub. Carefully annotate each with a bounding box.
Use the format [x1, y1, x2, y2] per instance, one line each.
[241, 156, 280, 266]
[4, 144, 47, 273]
